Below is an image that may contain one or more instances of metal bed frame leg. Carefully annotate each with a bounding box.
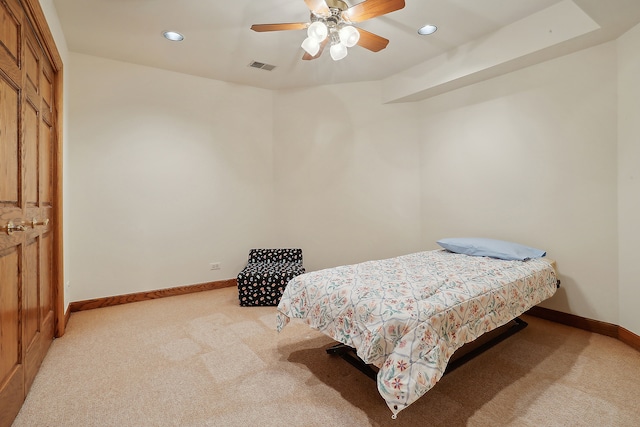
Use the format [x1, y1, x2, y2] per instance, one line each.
[326, 317, 528, 380]
[326, 343, 378, 380]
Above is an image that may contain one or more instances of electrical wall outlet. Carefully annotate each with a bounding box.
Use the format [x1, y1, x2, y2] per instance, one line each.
[209, 262, 221, 270]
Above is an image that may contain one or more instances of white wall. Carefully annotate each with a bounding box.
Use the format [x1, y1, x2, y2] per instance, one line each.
[417, 43, 620, 325]
[57, 23, 637, 334]
[618, 23, 640, 336]
[66, 53, 276, 301]
[272, 82, 422, 271]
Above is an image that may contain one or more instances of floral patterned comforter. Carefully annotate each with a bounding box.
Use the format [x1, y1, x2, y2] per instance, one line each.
[276, 250, 557, 417]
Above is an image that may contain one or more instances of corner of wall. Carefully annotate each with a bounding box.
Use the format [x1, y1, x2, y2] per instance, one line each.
[616, 22, 640, 336]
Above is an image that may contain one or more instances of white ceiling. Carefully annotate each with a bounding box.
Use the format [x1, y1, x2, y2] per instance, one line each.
[52, 0, 640, 91]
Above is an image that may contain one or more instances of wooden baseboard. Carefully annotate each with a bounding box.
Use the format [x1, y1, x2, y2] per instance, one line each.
[65, 282, 640, 353]
[619, 326, 640, 353]
[68, 278, 237, 312]
[526, 306, 619, 337]
[526, 306, 640, 352]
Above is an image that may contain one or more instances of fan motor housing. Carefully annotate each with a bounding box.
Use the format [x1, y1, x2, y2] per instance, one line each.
[325, 0, 348, 12]
[312, 0, 348, 26]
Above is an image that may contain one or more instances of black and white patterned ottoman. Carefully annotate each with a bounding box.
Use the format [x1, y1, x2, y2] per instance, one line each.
[237, 248, 305, 307]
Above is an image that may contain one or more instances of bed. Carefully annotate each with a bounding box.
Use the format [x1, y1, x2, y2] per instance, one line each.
[276, 245, 558, 418]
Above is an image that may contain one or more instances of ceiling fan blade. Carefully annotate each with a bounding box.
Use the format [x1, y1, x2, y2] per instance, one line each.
[344, 0, 405, 23]
[356, 28, 389, 52]
[251, 23, 309, 32]
[302, 38, 329, 60]
[304, 0, 330, 15]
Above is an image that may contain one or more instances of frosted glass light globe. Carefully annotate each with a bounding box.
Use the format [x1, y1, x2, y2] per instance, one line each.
[307, 21, 328, 42]
[330, 42, 348, 61]
[301, 37, 320, 56]
[339, 26, 360, 47]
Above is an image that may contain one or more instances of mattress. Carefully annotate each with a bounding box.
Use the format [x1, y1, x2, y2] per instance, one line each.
[276, 249, 558, 416]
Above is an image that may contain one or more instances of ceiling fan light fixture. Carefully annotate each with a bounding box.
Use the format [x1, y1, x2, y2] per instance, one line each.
[330, 42, 348, 61]
[308, 21, 328, 42]
[250, 0, 405, 61]
[338, 25, 360, 48]
[301, 37, 321, 56]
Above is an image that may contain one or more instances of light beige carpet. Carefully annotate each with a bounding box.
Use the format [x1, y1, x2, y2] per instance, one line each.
[13, 286, 640, 426]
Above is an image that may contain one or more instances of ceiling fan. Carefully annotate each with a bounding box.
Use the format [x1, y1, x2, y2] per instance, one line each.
[250, 0, 406, 61]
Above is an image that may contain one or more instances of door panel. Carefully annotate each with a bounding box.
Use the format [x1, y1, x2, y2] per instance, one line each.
[0, 247, 20, 384]
[0, 245, 23, 427]
[25, 36, 39, 94]
[41, 55, 53, 118]
[1, 0, 59, 425]
[24, 238, 43, 393]
[25, 102, 40, 205]
[24, 238, 40, 350]
[0, 75, 19, 204]
[0, 2, 26, 423]
[41, 116, 53, 204]
[41, 231, 52, 319]
[0, 0, 20, 66]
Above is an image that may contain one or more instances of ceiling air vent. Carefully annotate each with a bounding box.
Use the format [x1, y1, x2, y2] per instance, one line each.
[248, 61, 276, 71]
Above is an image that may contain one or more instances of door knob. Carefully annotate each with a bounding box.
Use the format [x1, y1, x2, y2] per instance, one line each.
[3, 221, 26, 235]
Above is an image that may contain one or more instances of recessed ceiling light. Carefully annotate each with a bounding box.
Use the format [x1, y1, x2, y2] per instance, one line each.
[418, 24, 437, 36]
[162, 31, 184, 42]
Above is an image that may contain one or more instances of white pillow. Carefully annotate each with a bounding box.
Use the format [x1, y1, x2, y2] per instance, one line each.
[437, 237, 546, 261]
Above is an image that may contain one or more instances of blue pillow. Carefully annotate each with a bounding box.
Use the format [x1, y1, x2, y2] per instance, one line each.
[436, 237, 546, 261]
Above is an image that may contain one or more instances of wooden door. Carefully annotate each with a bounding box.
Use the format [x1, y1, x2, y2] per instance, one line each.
[1, 0, 57, 425]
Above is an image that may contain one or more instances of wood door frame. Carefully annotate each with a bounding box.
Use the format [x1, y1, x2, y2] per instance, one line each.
[21, 0, 65, 337]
